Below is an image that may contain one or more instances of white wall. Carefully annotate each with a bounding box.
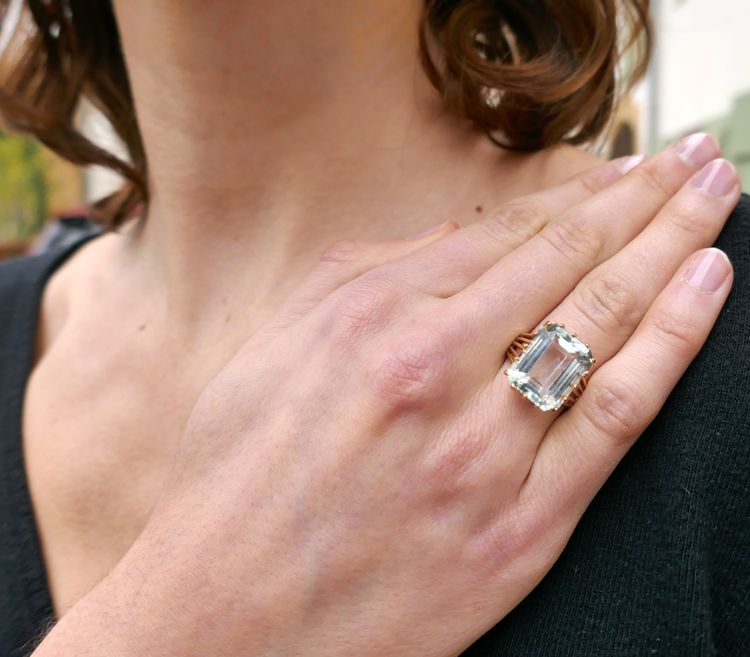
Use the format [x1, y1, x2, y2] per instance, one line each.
[78, 101, 127, 204]
[655, 0, 750, 137]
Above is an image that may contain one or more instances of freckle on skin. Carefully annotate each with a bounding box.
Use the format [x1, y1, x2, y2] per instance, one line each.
[137, 323, 147, 332]
[475, 205, 483, 213]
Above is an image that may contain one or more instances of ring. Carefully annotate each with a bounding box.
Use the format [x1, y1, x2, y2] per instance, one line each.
[504, 321, 595, 411]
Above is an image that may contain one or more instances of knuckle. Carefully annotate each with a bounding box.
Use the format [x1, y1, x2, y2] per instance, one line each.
[649, 308, 698, 358]
[665, 203, 715, 237]
[325, 270, 399, 344]
[576, 166, 611, 195]
[483, 200, 548, 245]
[372, 331, 450, 413]
[539, 214, 603, 263]
[582, 378, 644, 444]
[573, 271, 640, 334]
[419, 428, 489, 493]
[319, 239, 361, 264]
[467, 502, 542, 576]
[631, 161, 673, 199]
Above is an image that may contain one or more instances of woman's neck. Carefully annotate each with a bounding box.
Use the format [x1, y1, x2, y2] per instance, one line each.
[109, 0, 599, 330]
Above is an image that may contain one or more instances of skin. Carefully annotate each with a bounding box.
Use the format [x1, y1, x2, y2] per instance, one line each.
[26, 0, 602, 616]
[21, 1, 741, 655]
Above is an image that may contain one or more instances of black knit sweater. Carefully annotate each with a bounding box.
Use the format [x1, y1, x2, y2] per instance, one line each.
[1, 199, 749, 656]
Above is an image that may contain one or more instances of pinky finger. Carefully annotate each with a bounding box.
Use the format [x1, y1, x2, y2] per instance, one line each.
[522, 247, 734, 530]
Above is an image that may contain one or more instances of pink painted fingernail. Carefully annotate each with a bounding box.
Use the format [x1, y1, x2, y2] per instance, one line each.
[684, 248, 731, 293]
[616, 154, 646, 174]
[690, 159, 737, 197]
[674, 132, 720, 169]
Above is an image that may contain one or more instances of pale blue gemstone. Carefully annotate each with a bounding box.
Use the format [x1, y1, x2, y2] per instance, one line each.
[506, 323, 593, 411]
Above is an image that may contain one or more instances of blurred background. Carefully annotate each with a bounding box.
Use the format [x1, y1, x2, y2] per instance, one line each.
[0, 0, 747, 257]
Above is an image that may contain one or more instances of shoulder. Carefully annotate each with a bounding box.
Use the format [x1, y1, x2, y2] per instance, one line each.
[659, 191, 750, 489]
[0, 251, 60, 339]
[632, 192, 750, 649]
[698, 192, 750, 385]
[0, 226, 104, 348]
[0, 216, 102, 292]
[717, 192, 750, 269]
[705, 192, 750, 383]
[0, 250, 54, 291]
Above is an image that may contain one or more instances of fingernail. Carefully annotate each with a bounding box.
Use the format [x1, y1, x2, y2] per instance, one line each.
[674, 132, 720, 169]
[684, 248, 731, 293]
[410, 221, 453, 239]
[690, 159, 737, 197]
[616, 154, 646, 174]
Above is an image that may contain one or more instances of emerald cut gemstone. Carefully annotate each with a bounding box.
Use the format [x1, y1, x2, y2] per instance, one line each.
[506, 322, 593, 411]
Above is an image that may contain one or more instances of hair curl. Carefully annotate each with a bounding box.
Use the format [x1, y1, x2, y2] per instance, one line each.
[0, 0, 651, 229]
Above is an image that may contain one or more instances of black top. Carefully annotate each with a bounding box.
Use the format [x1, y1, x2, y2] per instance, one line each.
[1, 200, 749, 657]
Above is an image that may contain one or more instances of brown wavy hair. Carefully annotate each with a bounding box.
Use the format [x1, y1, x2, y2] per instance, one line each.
[0, 0, 651, 229]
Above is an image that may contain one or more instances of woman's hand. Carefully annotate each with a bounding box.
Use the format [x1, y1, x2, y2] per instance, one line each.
[35, 134, 740, 657]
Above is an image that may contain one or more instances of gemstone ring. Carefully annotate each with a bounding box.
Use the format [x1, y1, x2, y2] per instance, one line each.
[504, 321, 595, 411]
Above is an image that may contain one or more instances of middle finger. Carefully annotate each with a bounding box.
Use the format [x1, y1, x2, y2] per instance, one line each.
[447, 132, 721, 348]
[499, 157, 740, 426]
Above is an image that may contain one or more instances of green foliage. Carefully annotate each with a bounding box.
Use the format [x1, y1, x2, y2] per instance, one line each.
[0, 131, 49, 241]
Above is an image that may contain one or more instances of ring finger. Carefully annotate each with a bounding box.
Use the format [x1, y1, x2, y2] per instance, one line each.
[494, 156, 740, 433]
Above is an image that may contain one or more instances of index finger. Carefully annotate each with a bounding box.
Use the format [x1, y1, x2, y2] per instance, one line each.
[392, 154, 643, 297]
